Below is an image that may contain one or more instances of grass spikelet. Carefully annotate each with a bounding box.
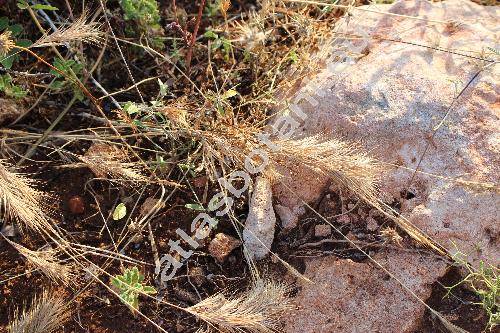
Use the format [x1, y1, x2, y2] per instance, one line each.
[7, 239, 74, 285]
[269, 135, 383, 201]
[80, 143, 147, 183]
[0, 30, 16, 56]
[0, 160, 54, 235]
[187, 279, 293, 333]
[8, 289, 71, 333]
[32, 13, 102, 48]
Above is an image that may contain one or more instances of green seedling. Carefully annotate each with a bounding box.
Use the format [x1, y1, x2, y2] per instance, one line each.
[0, 74, 27, 98]
[120, 0, 164, 49]
[204, 30, 232, 62]
[49, 58, 84, 100]
[111, 267, 156, 313]
[446, 249, 499, 331]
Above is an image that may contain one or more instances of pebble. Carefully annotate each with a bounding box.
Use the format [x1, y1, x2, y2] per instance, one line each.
[68, 195, 85, 214]
[315, 224, 332, 237]
[208, 233, 242, 263]
[366, 217, 379, 232]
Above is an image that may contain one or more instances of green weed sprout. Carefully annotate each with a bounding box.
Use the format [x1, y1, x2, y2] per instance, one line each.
[447, 249, 499, 331]
[111, 267, 157, 313]
[120, 0, 163, 49]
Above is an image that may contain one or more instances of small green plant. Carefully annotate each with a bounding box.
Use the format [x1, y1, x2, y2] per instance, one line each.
[111, 267, 156, 312]
[0, 73, 27, 98]
[204, 30, 232, 62]
[49, 58, 84, 100]
[120, 0, 160, 29]
[447, 250, 499, 331]
[16, 0, 58, 11]
[120, 0, 164, 49]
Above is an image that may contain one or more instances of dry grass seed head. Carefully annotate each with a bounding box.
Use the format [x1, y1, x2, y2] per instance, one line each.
[81, 143, 147, 183]
[9, 240, 74, 285]
[0, 160, 55, 235]
[187, 279, 293, 333]
[33, 13, 103, 48]
[8, 289, 71, 333]
[0, 30, 15, 56]
[380, 227, 403, 246]
[269, 136, 384, 201]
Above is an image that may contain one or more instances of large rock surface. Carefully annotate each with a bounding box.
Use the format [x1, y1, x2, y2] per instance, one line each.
[274, 0, 499, 265]
[285, 251, 447, 333]
[276, 0, 498, 332]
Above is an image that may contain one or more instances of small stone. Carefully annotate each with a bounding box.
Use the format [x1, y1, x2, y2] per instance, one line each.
[188, 266, 206, 287]
[68, 195, 85, 214]
[0, 224, 16, 237]
[337, 215, 350, 224]
[275, 204, 298, 230]
[366, 217, 379, 232]
[140, 197, 164, 217]
[208, 233, 242, 263]
[314, 224, 331, 237]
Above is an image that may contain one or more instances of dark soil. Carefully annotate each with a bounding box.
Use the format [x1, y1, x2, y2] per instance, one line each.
[417, 267, 490, 333]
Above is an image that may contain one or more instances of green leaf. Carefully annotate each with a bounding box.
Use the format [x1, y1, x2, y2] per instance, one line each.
[158, 79, 168, 97]
[203, 30, 218, 39]
[111, 277, 122, 288]
[0, 17, 9, 31]
[289, 50, 298, 64]
[31, 4, 59, 10]
[185, 203, 205, 211]
[0, 55, 15, 69]
[16, 1, 29, 9]
[124, 101, 139, 115]
[143, 286, 157, 294]
[222, 89, 238, 100]
[112, 203, 127, 221]
[8, 24, 23, 37]
[131, 267, 139, 284]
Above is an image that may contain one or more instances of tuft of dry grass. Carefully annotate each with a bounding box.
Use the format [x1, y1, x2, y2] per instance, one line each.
[80, 143, 147, 183]
[268, 135, 383, 201]
[0, 160, 55, 235]
[32, 13, 103, 48]
[8, 289, 71, 333]
[187, 279, 293, 333]
[7, 239, 74, 285]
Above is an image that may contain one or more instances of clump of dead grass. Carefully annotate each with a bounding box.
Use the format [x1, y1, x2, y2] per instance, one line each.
[8, 289, 71, 333]
[7, 239, 74, 285]
[187, 279, 293, 333]
[0, 160, 54, 235]
[80, 143, 147, 183]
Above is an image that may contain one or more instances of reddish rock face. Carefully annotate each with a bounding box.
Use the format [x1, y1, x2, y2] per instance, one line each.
[68, 195, 85, 214]
[274, 0, 499, 266]
[285, 251, 447, 333]
[208, 233, 242, 263]
[276, 0, 498, 331]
